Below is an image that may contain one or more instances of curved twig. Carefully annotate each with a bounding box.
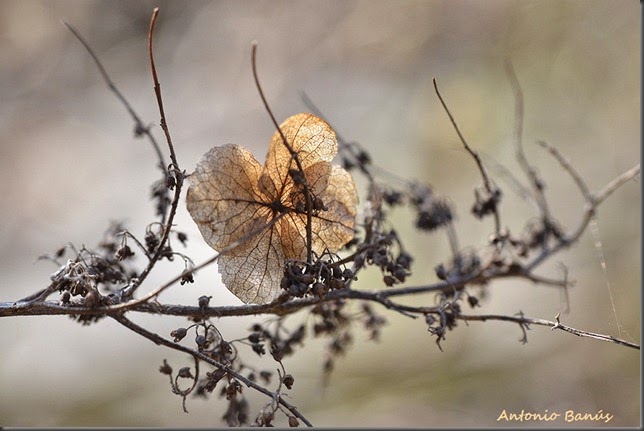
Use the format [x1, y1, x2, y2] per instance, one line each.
[128, 8, 183, 296]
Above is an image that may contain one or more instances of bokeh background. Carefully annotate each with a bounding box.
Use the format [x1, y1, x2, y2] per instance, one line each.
[0, 0, 639, 427]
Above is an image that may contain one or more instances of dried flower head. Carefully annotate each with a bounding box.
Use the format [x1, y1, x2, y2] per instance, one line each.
[187, 113, 358, 304]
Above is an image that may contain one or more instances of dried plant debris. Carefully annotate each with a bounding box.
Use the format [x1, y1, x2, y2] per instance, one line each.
[187, 113, 358, 304]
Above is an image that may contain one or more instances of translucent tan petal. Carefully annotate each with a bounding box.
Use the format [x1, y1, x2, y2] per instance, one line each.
[217, 221, 286, 304]
[186, 144, 270, 250]
[259, 113, 337, 200]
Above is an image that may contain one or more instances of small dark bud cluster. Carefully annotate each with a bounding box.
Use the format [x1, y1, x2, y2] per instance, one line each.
[471, 187, 501, 219]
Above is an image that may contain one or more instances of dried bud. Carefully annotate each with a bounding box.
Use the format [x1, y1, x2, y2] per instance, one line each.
[61, 291, 71, 304]
[171, 327, 188, 342]
[259, 370, 272, 384]
[396, 251, 413, 270]
[176, 231, 188, 246]
[357, 150, 371, 165]
[312, 282, 328, 297]
[383, 190, 403, 206]
[159, 359, 172, 375]
[393, 266, 408, 282]
[252, 343, 266, 355]
[114, 244, 134, 261]
[288, 416, 300, 427]
[282, 374, 295, 390]
[248, 332, 263, 343]
[270, 344, 284, 362]
[180, 271, 194, 285]
[178, 367, 193, 378]
[383, 275, 396, 287]
[145, 230, 160, 253]
[435, 263, 447, 280]
[342, 268, 355, 280]
[165, 172, 177, 190]
[198, 295, 212, 310]
[195, 334, 208, 349]
[225, 380, 242, 399]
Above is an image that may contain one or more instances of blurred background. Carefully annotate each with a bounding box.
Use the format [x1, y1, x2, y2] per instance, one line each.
[0, 0, 639, 427]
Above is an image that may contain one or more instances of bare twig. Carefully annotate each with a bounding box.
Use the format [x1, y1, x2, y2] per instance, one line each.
[62, 21, 167, 174]
[148, 9, 179, 171]
[527, 163, 639, 271]
[128, 8, 184, 296]
[432, 78, 501, 234]
[537, 140, 592, 202]
[251, 42, 315, 264]
[62, 20, 170, 223]
[505, 61, 552, 222]
[0, 267, 567, 319]
[593, 164, 640, 206]
[459, 313, 639, 350]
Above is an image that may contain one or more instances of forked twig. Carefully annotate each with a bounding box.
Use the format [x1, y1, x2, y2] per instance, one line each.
[527, 161, 640, 271]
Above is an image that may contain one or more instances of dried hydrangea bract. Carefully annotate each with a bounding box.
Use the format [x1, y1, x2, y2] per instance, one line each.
[186, 113, 358, 304]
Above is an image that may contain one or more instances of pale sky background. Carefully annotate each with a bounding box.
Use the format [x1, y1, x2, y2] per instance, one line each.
[0, 0, 640, 427]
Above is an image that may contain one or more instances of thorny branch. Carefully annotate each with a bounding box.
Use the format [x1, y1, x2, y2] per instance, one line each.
[1, 8, 639, 427]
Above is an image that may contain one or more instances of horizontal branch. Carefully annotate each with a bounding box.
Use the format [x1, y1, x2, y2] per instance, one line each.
[0, 265, 568, 319]
[458, 313, 639, 350]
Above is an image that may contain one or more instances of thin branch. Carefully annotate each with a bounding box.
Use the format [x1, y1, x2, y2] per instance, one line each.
[111, 314, 313, 427]
[594, 164, 640, 206]
[62, 21, 167, 174]
[148, 8, 179, 170]
[300, 91, 376, 182]
[526, 163, 639, 271]
[432, 78, 501, 234]
[537, 140, 592, 201]
[251, 42, 314, 264]
[0, 266, 563, 319]
[505, 61, 552, 221]
[128, 8, 183, 296]
[111, 213, 287, 313]
[62, 20, 170, 223]
[459, 313, 639, 350]
[483, 153, 539, 210]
